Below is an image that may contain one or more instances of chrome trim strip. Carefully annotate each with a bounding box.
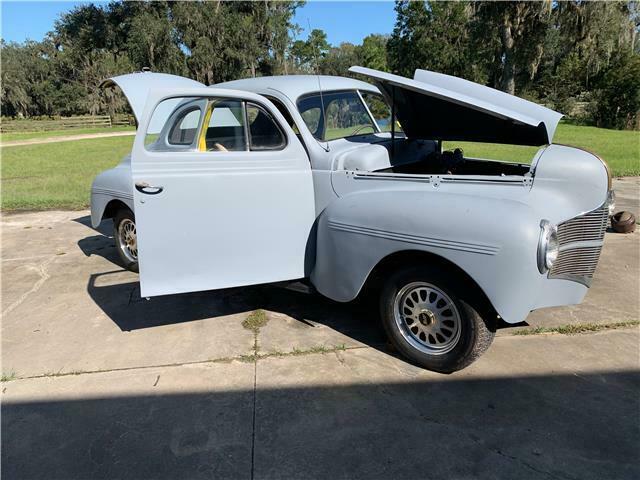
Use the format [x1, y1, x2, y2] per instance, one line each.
[351, 171, 528, 186]
[327, 221, 500, 255]
[92, 188, 134, 200]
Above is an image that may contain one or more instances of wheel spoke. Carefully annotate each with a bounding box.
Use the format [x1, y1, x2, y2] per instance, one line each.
[118, 219, 138, 262]
[394, 282, 461, 355]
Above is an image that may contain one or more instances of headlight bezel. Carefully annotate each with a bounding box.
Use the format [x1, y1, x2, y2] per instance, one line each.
[537, 220, 559, 274]
[607, 190, 616, 217]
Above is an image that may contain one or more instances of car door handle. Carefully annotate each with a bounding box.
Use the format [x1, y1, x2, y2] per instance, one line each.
[135, 182, 164, 195]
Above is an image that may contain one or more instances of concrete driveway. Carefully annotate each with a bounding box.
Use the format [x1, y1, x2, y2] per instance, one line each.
[2, 178, 639, 479]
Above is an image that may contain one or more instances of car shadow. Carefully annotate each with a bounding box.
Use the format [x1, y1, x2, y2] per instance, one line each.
[75, 214, 385, 348]
[86, 270, 387, 348]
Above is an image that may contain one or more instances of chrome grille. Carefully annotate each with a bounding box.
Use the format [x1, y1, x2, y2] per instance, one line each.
[549, 205, 608, 285]
[550, 246, 603, 277]
[556, 206, 608, 244]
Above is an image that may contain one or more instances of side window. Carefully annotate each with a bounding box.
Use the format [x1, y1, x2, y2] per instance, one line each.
[144, 97, 287, 154]
[203, 100, 247, 152]
[168, 108, 201, 145]
[145, 97, 202, 150]
[247, 103, 286, 150]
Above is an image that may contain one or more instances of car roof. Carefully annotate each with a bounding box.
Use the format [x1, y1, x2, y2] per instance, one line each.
[214, 75, 379, 101]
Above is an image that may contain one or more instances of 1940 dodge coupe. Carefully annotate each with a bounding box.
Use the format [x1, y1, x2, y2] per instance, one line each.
[92, 66, 614, 372]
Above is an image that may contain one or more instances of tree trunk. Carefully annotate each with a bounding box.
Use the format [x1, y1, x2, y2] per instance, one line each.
[500, 16, 516, 95]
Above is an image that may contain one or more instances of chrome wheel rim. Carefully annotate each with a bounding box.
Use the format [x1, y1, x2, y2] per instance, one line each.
[393, 282, 461, 355]
[117, 218, 137, 263]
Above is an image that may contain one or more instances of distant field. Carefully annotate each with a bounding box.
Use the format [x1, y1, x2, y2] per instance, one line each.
[1, 136, 133, 210]
[1, 123, 638, 211]
[1, 126, 135, 143]
[444, 124, 640, 176]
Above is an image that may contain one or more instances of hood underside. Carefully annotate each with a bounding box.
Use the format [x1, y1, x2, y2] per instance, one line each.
[349, 66, 562, 146]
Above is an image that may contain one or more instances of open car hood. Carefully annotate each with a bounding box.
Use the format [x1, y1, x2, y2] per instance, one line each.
[349, 66, 562, 146]
[100, 72, 205, 124]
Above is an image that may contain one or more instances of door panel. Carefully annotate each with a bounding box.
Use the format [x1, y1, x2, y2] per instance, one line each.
[131, 89, 315, 297]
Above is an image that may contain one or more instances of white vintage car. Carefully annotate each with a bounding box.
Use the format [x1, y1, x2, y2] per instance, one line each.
[92, 67, 614, 372]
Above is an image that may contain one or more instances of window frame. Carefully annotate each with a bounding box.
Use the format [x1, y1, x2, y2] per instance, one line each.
[244, 101, 288, 152]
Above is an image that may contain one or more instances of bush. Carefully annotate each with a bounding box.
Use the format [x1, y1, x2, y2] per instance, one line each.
[591, 54, 640, 130]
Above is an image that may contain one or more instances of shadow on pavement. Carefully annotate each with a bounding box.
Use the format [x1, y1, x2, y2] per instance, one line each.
[3, 371, 639, 479]
[86, 270, 387, 347]
[75, 214, 386, 346]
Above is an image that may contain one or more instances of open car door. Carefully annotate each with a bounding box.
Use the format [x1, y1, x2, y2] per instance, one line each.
[130, 87, 315, 297]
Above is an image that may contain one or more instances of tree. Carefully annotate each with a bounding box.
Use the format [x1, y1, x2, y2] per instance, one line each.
[473, 1, 552, 95]
[360, 34, 388, 71]
[320, 42, 361, 76]
[591, 53, 640, 129]
[388, 1, 477, 80]
[124, 2, 187, 74]
[290, 28, 330, 72]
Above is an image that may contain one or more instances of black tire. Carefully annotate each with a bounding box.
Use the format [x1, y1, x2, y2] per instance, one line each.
[113, 208, 139, 273]
[380, 265, 494, 373]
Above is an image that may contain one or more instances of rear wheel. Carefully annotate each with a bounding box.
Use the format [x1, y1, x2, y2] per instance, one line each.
[113, 208, 139, 273]
[380, 266, 494, 373]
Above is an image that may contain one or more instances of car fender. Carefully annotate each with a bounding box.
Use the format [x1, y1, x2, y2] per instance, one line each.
[311, 186, 542, 324]
[90, 161, 134, 228]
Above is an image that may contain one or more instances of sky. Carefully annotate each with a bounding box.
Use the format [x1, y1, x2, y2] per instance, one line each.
[0, 1, 396, 45]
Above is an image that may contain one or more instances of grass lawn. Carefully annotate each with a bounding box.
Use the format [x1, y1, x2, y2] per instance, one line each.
[1, 126, 135, 143]
[0, 123, 638, 211]
[444, 123, 640, 176]
[1, 136, 133, 210]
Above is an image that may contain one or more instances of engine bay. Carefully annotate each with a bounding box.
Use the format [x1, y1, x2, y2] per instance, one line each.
[382, 148, 532, 177]
[336, 138, 534, 177]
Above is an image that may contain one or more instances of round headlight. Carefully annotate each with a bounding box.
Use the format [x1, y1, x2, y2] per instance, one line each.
[537, 220, 559, 273]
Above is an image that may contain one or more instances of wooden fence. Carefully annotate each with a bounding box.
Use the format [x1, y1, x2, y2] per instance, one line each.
[0, 115, 135, 133]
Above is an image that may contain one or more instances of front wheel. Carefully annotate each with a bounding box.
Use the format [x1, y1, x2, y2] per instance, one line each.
[113, 208, 139, 273]
[380, 266, 494, 373]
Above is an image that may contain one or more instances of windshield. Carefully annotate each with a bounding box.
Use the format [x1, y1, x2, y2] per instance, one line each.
[297, 90, 384, 141]
[360, 91, 401, 134]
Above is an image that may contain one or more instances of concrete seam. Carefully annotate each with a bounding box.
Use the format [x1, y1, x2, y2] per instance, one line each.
[3, 346, 369, 383]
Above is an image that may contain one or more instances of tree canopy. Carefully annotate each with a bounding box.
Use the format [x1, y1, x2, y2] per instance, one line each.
[1, 0, 638, 129]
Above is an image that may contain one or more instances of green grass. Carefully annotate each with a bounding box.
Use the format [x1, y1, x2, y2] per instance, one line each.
[1, 126, 135, 143]
[512, 320, 639, 336]
[241, 309, 269, 333]
[0, 123, 637, 211]
[444, 123, 640, 176]
[1, 136, 134, 210]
